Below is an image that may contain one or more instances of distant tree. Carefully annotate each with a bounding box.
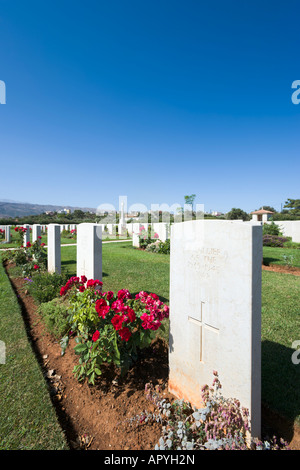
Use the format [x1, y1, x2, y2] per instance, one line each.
[283, 198, 300, 215]
[184, 194, 196, 213]
[73, 209, 86, 219]
[226, 208, 250, 221]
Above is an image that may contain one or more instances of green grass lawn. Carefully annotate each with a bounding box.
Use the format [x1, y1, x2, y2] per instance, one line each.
[0, 232, 76, 249]
[263, 246, 300, 268]
[261, 270, 300, 425]
[0, 231, 129, 249]
[0, 261, 68, 450]
[61, 242, 170, 303]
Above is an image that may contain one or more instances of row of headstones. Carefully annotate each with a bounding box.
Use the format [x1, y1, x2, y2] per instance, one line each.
[0, 222, 170, 243]
[0, 224, 78, 243]
[131, 223, 169, 247]
[2, 219, 263, 438]
[46, 222, 170, 275]
[47, 223, 102, 277]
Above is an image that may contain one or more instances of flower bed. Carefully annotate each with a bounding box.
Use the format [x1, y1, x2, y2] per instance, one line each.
[59, 276, 169, 383]
[263, 235, 289, 247]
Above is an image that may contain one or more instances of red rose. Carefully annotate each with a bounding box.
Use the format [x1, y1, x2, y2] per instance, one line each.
[79, 285, 85, 292]
[123, 306, 135, 323]
[60, 286, 67, 296]
[117, 289, 131, 300]
[111, 314, 124, 331]
[106, 291, 114, 300]
[118, 327, 131, 342]
[92, 330, 100, 342]
[33, 264, 39, 270]
[150, 293, 159, 300]
[95, 298, 110, 318]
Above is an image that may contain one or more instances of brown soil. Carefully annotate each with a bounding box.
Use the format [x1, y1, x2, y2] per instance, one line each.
[262, 263, 300, 276]
[4, 262, 300, 451]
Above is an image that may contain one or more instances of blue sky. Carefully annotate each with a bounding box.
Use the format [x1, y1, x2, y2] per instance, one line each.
[0, 0, 299, 214]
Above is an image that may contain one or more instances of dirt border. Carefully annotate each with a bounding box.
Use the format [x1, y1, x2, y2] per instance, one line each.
[262, 263, 300, 276]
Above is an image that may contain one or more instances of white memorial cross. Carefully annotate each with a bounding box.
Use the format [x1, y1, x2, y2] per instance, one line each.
[188, 302, 219, 363]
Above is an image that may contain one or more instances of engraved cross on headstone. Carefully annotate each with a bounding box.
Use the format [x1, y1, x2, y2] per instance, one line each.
[188, 302, 219, 363]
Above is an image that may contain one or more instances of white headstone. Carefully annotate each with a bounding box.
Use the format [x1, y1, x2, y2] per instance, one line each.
[132, 223, 142, 247]
[47, 224, 61, 274]
[32, 224, 41, 243]
[77, 223, 102, 281]
[107, 224, 116, 236]
[169, 220, 262, 439]
[5, 225, 11, 243]
[152, 222, 169, 242]
[23, 225, 30, 246]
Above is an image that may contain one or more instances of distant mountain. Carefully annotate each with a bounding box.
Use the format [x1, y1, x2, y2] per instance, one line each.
[0, 201, 97, 218]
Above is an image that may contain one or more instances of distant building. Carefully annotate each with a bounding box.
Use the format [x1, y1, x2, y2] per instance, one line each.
[211, 211, 224, 216]
[251, 208, 274, 222]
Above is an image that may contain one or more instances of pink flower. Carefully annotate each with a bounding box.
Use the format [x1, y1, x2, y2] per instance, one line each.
[111, 299, 125, 313]
[122, 306, 136, 323]
[140, 312, 154, 330]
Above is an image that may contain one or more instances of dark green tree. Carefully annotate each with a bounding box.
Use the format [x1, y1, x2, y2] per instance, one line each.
[283, 199, 300, 215]
[226, 208, 250, 221]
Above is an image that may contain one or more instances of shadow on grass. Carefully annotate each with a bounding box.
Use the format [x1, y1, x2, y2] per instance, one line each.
[262, 340, 300, 443]
[263, 257, 280, 266]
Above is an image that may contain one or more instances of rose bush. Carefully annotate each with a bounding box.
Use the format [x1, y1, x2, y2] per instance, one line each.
[60, 276, 169, 384]
[138, 225, 159, 249]
[8, 237, 47, 276]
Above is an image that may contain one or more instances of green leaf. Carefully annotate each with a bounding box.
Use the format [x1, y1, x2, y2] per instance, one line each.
[74, 343, 87, 354]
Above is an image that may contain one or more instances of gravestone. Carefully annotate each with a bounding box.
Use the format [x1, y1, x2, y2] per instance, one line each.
[23, 225, 30, 246]
[152, 222, 169, 242]
[77, 223, 102, 281]
[5, 226, 11, 243]
[169, 219, 262, 439]
[32, 224, 41, 243]
[132, 223, 142, 247]
[47, 224, 61, 274]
